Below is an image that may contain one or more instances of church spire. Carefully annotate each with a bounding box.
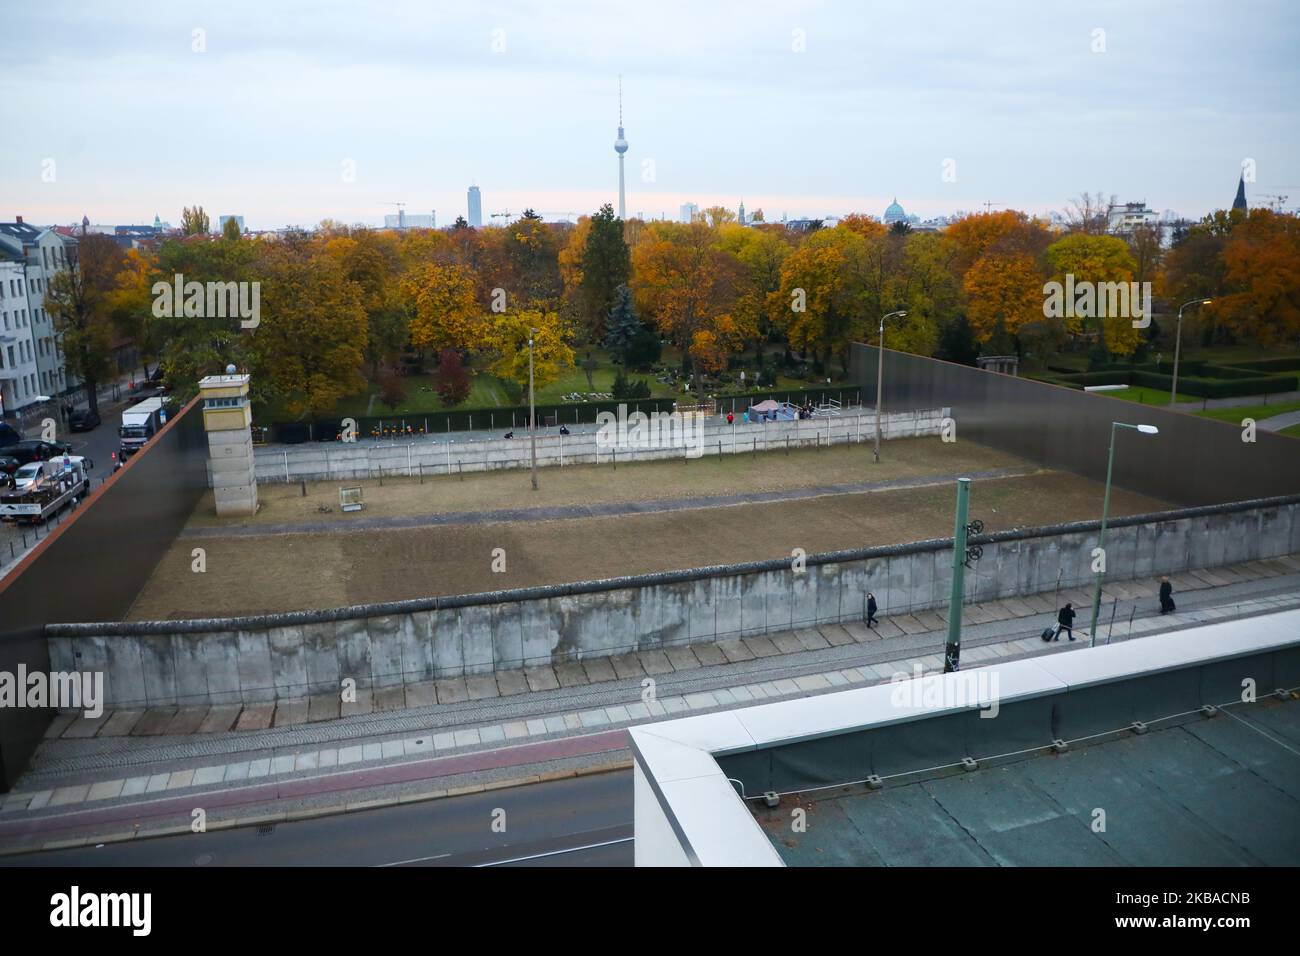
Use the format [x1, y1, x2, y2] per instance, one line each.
[1233, 172, 1248, 212]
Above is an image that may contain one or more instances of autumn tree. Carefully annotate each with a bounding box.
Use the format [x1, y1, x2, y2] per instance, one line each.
[44, 235, 123, 415]
[632, 221, 745, 383]
[149, 232, 260, 398]
[378, 366, 406, 410]
[181, 205, 210, 236]
[962, 252, 1044, 350]
[484, 310, 574, 392]
[1214, 209, 1300, 345]
[402, 262, 484, 353]
[248, 244, 369, 416]
[771, 228, 860, 370]
[1044, 233, 1143, 357]
[222, 216, 241, 241]
[435, 348, 472, 406]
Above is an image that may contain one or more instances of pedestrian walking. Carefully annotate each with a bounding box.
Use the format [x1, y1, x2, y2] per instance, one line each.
[1158, 576, 1176, 614]
[867, 592, 879, 628]
[1054, 602, 1077, 641]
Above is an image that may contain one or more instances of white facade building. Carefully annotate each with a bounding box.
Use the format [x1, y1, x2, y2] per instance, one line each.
[0, 219, 76, 417]
[0, 253, 41, 416]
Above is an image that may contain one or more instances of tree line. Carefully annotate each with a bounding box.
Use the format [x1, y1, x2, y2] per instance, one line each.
[42, 199, 1300, 419]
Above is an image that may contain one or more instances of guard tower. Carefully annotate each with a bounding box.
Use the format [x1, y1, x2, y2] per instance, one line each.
[199, 369, 258, 516]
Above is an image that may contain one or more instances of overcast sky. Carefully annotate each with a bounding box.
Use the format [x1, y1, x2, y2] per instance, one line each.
[2, 0, 1297, 230]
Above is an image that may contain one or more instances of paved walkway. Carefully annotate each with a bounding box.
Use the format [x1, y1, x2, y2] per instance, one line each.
[4, 553, 1297, 847]
[1258, 409, 1300, 432]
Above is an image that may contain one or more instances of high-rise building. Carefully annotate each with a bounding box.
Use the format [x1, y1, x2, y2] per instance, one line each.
[738, 199, 746, 225]
[468, 186, 482, 227]
[614, 77, 628, 220]
[680, 202, 699, 223]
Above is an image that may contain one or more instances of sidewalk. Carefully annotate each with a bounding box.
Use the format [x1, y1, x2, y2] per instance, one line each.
[3, 553, 1298, 851]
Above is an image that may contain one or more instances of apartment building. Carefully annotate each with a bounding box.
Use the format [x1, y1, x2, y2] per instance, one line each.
[0, 218, 77, 418]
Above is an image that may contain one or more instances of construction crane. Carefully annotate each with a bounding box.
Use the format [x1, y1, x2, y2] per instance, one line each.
[489, 210, 513, 224]
[1259, 194, 1290, 212]
[982, 201, 1002, 213]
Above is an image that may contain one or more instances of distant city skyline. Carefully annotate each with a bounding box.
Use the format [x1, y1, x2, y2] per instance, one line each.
[3, 1, 1296, 231]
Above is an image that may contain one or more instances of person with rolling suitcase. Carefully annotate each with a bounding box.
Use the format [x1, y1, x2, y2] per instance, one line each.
[1053, 602, 1077, 641]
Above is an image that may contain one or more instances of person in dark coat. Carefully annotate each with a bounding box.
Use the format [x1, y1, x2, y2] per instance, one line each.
[867, 592, 879, 628]
[1055, 602, 1076, 641]
[1159, 576, 1175, 614]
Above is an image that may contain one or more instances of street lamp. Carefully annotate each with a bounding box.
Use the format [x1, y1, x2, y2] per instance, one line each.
[1170, 299, 1212, 405]
[873, 310, 908, 463]
[1089, 421, 1159, 644]
[528, 328, 538, 491]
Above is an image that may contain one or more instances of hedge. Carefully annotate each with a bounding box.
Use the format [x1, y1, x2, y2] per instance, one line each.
[1224, 357, 1300, 373]
[1129, 370, 1298, 398]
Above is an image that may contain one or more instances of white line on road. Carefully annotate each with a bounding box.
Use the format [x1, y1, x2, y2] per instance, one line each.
[474, 836, 633, 867]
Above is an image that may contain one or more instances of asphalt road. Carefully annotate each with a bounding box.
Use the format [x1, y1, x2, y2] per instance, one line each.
[1, 771, 633, 868]
[0, 386, 159, 567]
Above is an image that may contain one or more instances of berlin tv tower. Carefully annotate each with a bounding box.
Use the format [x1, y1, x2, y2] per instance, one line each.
[614, 76, 628, 220]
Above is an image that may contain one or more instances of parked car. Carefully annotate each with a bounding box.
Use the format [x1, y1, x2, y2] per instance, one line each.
[0, 439, 75, 465]
[68, 408, 101, 432]
[0, 423, 22, 447]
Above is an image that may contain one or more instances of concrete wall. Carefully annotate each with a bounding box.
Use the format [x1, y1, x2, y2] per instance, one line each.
[0, 399, 209, 789]
[46, 496, 1300, 709]
[852, 343, 1300, 507]
[244, 410, 944, 484]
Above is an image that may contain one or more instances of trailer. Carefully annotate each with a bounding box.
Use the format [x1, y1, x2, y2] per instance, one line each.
[0, 457, 90, 525]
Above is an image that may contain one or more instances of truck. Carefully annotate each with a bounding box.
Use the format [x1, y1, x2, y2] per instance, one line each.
[0, 455, 90, 525]
[119, 397, 169, 459]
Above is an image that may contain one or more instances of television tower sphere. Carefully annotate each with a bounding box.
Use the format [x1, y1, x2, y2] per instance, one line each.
[614, 127, 628, 154]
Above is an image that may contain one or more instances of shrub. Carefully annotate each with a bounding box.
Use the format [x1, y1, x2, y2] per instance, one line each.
[434, 349, 471, 407]
[378, 366, 407, 410]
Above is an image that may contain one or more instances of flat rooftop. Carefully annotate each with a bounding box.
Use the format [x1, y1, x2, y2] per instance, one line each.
[753, 697, 1300, 866]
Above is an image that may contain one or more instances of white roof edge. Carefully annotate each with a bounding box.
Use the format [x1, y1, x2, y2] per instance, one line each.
[632, 608, 1300, 866]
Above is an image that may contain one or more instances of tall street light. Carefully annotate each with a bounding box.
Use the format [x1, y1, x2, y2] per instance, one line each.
[528, 328, 538, 491]
[1170, 298, 1212, 405]
[874, 310, 908, 463]
[1089, 421, 1159, 644]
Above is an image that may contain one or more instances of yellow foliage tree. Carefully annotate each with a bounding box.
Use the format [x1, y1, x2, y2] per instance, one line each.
[402, 262, 485, 352]
[484, 310, 575, 392]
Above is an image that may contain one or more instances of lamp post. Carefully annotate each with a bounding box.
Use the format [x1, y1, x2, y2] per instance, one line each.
[873, 310, 908, 463]
[528, 328, 538, 491]
[1089, 421, 1159, 644]
[1170, 298, 1212, 405]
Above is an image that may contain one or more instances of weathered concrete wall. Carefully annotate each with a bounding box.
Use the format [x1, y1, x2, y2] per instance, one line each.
[244, 409, 944, 484]
[46, 496, 1299, 709]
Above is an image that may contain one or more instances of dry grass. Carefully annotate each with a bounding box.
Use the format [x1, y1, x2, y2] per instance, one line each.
[129, 468, 1170, 619]
[187, 438, 1028, 529]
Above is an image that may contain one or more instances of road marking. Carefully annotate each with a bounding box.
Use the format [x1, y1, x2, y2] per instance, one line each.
[376, 852, 452, 867]
[474, 836, 633, 867]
